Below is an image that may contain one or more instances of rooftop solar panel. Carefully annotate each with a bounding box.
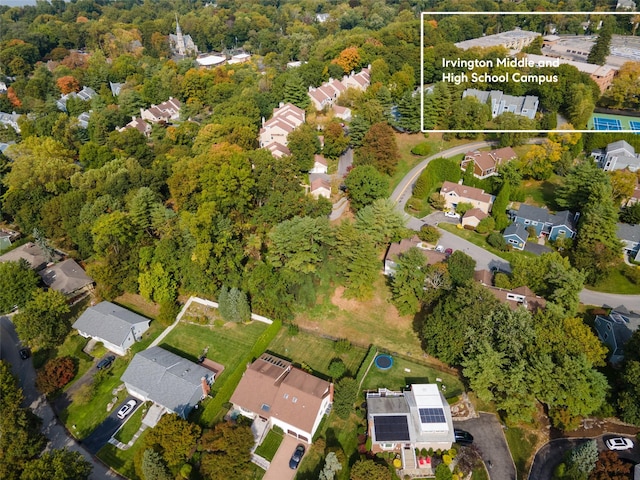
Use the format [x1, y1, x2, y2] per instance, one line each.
[419, 407, 446, 424]
[373, 415, 411, 442]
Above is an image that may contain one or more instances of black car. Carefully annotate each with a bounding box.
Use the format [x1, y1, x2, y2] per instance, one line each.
[97, 355, 116, 370]
[454, 429, 474, 445]
[289, 444, 306, 469]
[19, 348, 30, 360]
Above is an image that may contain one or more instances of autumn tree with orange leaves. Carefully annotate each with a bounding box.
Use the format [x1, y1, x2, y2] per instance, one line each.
[56, 76, 80, 95]
[331, 46, 361, 74]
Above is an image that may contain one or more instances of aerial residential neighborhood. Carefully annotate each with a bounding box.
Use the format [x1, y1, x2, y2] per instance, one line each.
[1, 2, 640, 480]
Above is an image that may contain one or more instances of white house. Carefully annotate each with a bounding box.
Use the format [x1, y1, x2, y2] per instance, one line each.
[591, 140, 640, 172]
[140, 97, 181, 123]
[310, 154, 328, 174]
[258, 103, 305, 149]
[72, 301, 151, 356]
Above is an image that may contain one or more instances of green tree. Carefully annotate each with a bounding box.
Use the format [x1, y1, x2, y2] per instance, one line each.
[322, 122, 349, 159]
[476, 216, 495, 234]
[283, 73, 310, 109]
[350, 460, 392, 480]
[328, 359, 347, 381]
[566, 84, 595, 129]
[319, 452, 343, 480]
[418, 224, 440, 243]
[286, 124, 320, 173]
[348, 116, 370, 149]
[199, 421, 254, 480]
[344, 165, 389, 211]
[20, 449, 92, 480]
[446, 251, 476, 286]
[617, 359, 640, 425]
[391, 247, 428, 315]
[565, 440, 598, 478]
[449, 96, 491, 138]
[0, 260, 40, 313]
[144, 414, 201, 468]
[141, 449, 172, 480]
[334, 221, 380, 299]
[354, 199, 406, 248]
[587, 23, 613, 65]
[334, 377, 358, 419]
[14, 290, 71, 349]
[218, 287, 251, 323]
[395, 91, 421, 133]
[355, 122, 400, 175]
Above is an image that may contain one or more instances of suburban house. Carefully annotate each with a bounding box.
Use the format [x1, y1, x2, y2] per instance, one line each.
[617, 0, 636, 10]
[617, 223, 640, 262]
[462, 89, 539, 120]
[461, 208, 488, 228]
[72, 301, 151, 356]
[258, 103, 306, 149]
[502, 223, 529, 251]
[384, 236, 447, 276]
[0, 242, 50, 270]
[119, 117, 152, 136]
[366, 384, 454, 464]
[0, 111, 21, 132]
[39, 259, 94, 297]
[121, 346, 215, 418]
[56, 86, 97, 112]
[440, 181, 494, 214]
[310, 154, 328, 174]
[310, 176, 331, 199]
[307, 67, 371, 111]
[109, 81, 124, 97]
[591, 140, 640, 172]
[264, 142, 291, 159]
[333, 105, 352, 122]
[140, 97, 181, 123]
[474, 270, 547, 312]
[509, 204, 579, 240]
[230, 353, 333, 443]
[595, 307, 640, 364]
[460, 147, 517, 179]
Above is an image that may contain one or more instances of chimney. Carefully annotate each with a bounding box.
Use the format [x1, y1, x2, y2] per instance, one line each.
[201, 377, 211, 396]
[279, 101, 284, 108]
[329, 383, 334, 402]
[261, 116, 265, 126]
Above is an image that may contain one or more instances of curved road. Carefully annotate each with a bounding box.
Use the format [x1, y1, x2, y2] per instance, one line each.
[0, 316, 121, 480]
[391, 140, 640, 310]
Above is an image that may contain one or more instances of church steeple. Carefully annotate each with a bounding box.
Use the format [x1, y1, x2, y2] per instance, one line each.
[175, 13, 185, 56]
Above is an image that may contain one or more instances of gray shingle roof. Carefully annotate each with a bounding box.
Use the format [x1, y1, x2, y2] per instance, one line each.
[72, 301, 150, 347]
[121, 346, 212, 415]
[515, 204, 578, 230]
[504, 223, 528, 240]
[39, 259, 93, 295]
[617, 223, 640, 243]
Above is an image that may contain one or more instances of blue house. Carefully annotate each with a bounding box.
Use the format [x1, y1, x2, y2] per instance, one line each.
[503, 223, 528, 250]
[509, 204, 578, 241]
[594, 306, 640, 365]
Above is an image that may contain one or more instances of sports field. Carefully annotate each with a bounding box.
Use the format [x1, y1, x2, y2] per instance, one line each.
[588, 112, 640, 132]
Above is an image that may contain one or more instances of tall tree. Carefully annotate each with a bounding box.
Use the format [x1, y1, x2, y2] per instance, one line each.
[390, 247, 429, 315]
[344, 165, 389, 211]
[143, 414, 201, 468]
[13, 290, 71, 349]
[141, 449, 172, 480]
[283, 72, 310, 109]
[20, 449, 92, 480]
[355, 122, 400, 175]
[334, 221, 380, 299]
[0, 260, 40, 313]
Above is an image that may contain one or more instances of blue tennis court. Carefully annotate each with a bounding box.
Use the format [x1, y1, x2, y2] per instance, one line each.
[593, 117, 622, 131]
[630, 121, 640, 132]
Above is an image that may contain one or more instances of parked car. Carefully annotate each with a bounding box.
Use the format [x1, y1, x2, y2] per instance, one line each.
[289, 444, 306, 469]
[605, 437, 634, 451]
[454, 429, 474, 445]
[445, 248, 453, 256]
[435, 245, 445, 253]
[444, 211, 461, 219]
[97, 355, 116, 370]
[19, 348, 30, 360]
[117, 400, 137, 419]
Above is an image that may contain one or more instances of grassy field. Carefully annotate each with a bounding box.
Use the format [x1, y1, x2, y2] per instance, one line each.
[589, 263, 640, 294]
[519, 176, 562, 209]
[504, 426, 538, 480]
[360, 355, 463, 399]
[267, 328, 368, 378]
[255, 428, 284, 461]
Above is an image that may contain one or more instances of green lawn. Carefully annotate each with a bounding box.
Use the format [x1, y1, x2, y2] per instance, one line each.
[267, 329, 368, 378]
[472, 465, 490, 480]
[114, 402, 149, 443]
[360, 355, 463, 400]
[254, 428, 284, 461]
[589, 263, 640, 294]
[98, 429, 149, 480]
[439, 223, 537, 263]
[520, 176, 562, 209]
[504, 426, 538, 480]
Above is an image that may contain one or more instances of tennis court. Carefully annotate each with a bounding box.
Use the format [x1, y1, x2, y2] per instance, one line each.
[588, 112, 640, 132]
[630, 121, 640, 132]
[592, 117, 622, 131]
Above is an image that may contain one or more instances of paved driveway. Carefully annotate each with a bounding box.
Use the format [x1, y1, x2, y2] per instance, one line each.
[264, 434, 305, 480]
[454, 413, 516, 480]
[82, 397, 140, 454]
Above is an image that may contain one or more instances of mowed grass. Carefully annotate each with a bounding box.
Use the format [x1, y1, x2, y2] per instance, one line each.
[267, 329, 367, 378]
[360, 355, 463, 399]
[254, 428, 284, 461]
[114, 401, 149, 443]
[589, 263, 640, 294]
[519, 176, 562, 209]
[98, 429, 149, 480]
[504, 426, 538, 480]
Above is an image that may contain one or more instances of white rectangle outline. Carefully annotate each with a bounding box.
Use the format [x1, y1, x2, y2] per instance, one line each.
[420, 11, 638, 134]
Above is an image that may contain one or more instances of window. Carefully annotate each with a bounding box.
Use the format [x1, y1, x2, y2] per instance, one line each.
[292, 397, 298, 403]
[261, 404, 270, 412]
[283, 394, 289, 399]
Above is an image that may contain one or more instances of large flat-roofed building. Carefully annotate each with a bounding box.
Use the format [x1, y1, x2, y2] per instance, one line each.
[455, 28, 541, 52]
[463, 89, 538, 120]
[523, 53, 617, 92]
[543, 34, 640, 68]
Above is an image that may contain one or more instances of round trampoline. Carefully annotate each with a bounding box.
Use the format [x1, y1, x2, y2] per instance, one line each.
[374, 354, 393, 370]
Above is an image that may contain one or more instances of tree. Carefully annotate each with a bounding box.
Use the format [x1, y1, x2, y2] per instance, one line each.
[355, 122, 400, 175]
[492, 183, 510, 230]
[476, 216, 495, 234]
[332, 46, 361, 74]
[283, 72, 310, 109]
[328, 359, 347, 381]
[418, 224, 440, 243]
[144, 414, 201, 467]
[334, 377, 358, 419]
[589, 450, 631, 480]
[35, 356, 76, 395]
[390, 247, 428, 315]
[141, 449, 172, 480]
[395, 91, 421, 133]
[609, 170, 636, 205]
[566, 84, 595, 129]
[323, 122, 349, 159]
[0, 261, 40, 313]
[350, 460, 392, 480]
[344, 165, 389, 211]
[286, 124, 320, 173]
[587, 22, 613, 65]
[448, 96, 491, 138]
[620, 202, 640, 224]
[20, 449, 92, 480]
[447, 251, 476, 286]
[319, 452, 343, 480]
[567, 440, 598, 478]
[56, 76, 80, 95]
[556, 161, 611, 211]
[349, 116, 371, 148]
[199, 422, 254, 480]
[333, 221, 380, 299]
[218, 287, 251, 323]
[354, 199, 406, 248]
[617, 360, 640, 425]
[14, 290, 71, 349]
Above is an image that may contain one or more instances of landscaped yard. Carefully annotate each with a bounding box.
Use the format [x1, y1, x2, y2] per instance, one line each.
[589, 263, 640, 294]
[254, 427, 284, 461]
[504, 426, 539, 480]
[519, 176, 562, 209]
[98, 429, 149, 480]
[267, 328, 368, 378]
[114, 401, 149, 443]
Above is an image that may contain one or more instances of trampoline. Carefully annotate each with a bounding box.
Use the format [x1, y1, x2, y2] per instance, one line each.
[374, 354, 394, 371]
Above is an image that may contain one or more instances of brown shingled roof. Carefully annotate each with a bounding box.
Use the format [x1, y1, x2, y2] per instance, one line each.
[441, 181, 492, 204]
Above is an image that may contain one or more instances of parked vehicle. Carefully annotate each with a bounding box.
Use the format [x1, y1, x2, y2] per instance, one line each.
[97, 355, 116, 370]
[605, 437, 633, 451]
[435, 245, 445, 253]
[289, 444, 306, 469]
[454, 429, 474, 445]
[444, 211, 461, 219]
[445, 248, 453, 256]
[117, 400, 137, 419]
[19, 348, 30, 360]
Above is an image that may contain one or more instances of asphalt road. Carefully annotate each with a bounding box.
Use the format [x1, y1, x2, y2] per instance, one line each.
[83, 397, 140, 454]
[0, 316, 121, 479]
[529, 435, 640, 480]
[454, 413, 516, 480]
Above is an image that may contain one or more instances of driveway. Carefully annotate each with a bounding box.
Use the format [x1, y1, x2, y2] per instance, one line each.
[337, 148, 353, 177]
[529, 435, 640, 480]
[82, 397, 140, 454]
[454, 413, 516, 480]
[264, 434, 305, 480]
[0, 316, 121, 479]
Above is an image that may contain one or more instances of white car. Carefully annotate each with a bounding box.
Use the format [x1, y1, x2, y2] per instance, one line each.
[605, 437, 634, 451]
[117, 400, 137, 419]
[444, 211, 461, 219]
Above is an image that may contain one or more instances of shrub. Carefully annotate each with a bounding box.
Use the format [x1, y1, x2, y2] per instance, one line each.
[328, 358, 347, 380]
[334, 377, 358, 419]
[36, 356, 77, 395]
[475, 216, 495, 234]
[420, 448, 428, 457]
[429, 192, 446, 210]
[411, 142, 431, 156]
[418, 224, 440, 243]
[494, 272, 512, 289]
[179, 463, 192, 479]
[455, 202, 473, 216]
[287, 323, 299, 336]
[334, 339, 352, 353]
[487, 232, 509, 251]
[510, 187, 526, 202]
[443, 454, 452, 465]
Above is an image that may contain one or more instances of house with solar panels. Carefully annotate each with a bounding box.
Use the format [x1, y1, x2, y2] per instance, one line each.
[366, 384, 454, 464]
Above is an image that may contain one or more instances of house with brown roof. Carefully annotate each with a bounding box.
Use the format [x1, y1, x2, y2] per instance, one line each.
[384, 236, 447, 276]
[473, 270, 547, 312]
[440, 181, 494, 214]
[0, 242, 51, 270]
[461, 208, 488, 228]
[258, 103, 306, 150]
[460, 147, 517, 179]
[119, 117, 152, 136]
[140, 97, 181, 123]
[310, 175, 331, 199]
[230, 353, 333, 443]
[310, 154, 328, 174]
[264, 142, 291, 159]
[307, 67, 371, 111]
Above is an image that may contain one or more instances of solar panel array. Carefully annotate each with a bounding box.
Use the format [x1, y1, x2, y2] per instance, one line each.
[418, 407, 446, 424]
[373, 415, 411, 442]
